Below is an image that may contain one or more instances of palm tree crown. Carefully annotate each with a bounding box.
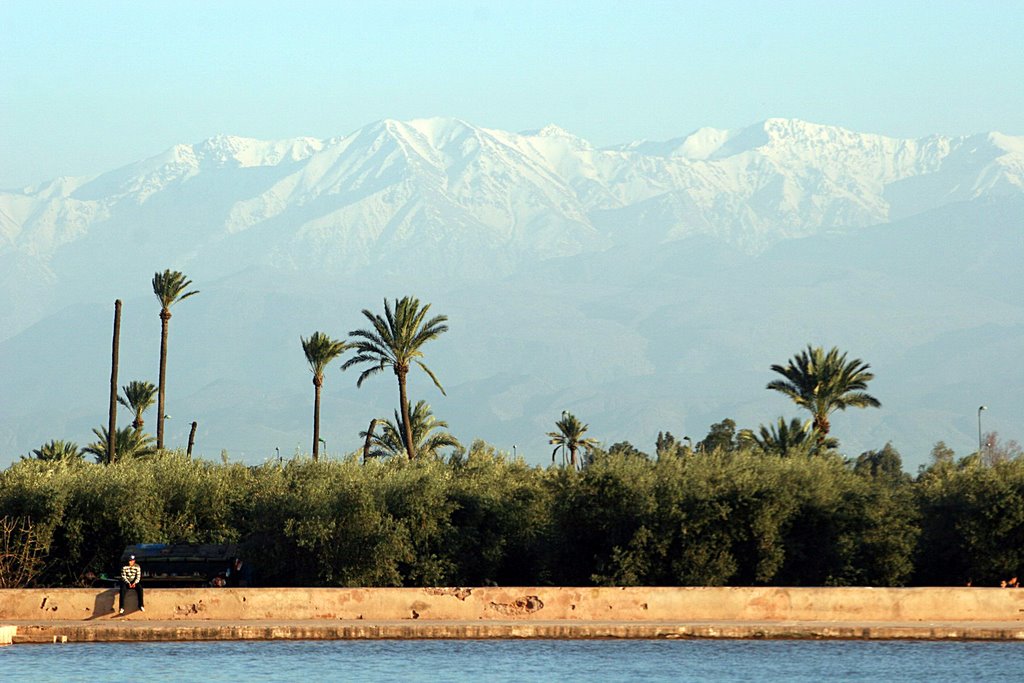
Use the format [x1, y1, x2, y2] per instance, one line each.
[301, 331, 349, 461]
[362, 400, 461, 459]
[738, 417, 838, 456]
[152, 269, 199, 450]
[83, 426, 156, 465]
[30, 440, 82, 462]
[766, 345, 881, 443]
[343, 296, 448, 459]
[152, 270, 200, 311]
[118, 380, 157, 430]
[302, 332, 349, 385]
[548, 412, 599, 469]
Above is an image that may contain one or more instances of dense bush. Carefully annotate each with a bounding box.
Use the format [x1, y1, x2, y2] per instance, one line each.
[0, 447, 1019, 587]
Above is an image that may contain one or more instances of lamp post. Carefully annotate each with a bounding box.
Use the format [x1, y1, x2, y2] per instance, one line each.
[978, 405, 987, 454]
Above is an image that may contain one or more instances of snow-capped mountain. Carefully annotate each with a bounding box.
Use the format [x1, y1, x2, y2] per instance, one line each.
[1, 118, 1022, 471]
[2, 118, 1021, 273]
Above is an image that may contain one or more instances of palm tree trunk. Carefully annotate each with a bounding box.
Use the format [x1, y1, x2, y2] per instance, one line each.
[108, 299, 122, 462]
[157, 308, 171, 450]
[814, 412, 830, 445]
[570, 445, 578, 469]
[187, 421, 197, 457]
[312, 377, 322, 462]
[362, 418, 378, 463]
[397, 368, 414, 459]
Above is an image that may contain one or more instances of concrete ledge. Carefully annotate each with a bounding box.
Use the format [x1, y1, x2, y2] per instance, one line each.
[6, 620, 1024, 642]
[2, 587, 1024, 623]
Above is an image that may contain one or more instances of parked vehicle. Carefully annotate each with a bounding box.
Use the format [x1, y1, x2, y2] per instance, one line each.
[115, 543, 242, 587]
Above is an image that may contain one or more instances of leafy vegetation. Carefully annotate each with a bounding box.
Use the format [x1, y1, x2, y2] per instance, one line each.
[1, 444, 1019, 588]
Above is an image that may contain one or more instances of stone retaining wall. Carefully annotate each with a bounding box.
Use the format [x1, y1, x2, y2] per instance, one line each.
[2, 587, 1023, 623]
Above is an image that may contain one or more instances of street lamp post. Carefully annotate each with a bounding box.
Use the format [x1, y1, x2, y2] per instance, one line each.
[978, 405, 987, 454]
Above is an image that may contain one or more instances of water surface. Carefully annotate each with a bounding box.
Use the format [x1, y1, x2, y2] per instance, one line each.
[3, 639, 1023, 682]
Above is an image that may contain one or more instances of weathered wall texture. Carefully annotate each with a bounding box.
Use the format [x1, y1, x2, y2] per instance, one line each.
[2, 587, 1024, 622]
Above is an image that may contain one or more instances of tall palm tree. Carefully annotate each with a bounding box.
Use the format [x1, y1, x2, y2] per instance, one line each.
[301, 331, 350, 461]
[766, 345, 881, 445]
[118, 380, 157, 430]
[83, 426, 156, 464]
[152, 270, 199, 450]
[548, 412, 599, 469]
[361, 400, 461, 459]
[343, 296, 448, 459]
[29, 440, 82, 462]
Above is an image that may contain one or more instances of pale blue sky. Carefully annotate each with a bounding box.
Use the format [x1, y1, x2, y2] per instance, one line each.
[2, 0, 1021, 188]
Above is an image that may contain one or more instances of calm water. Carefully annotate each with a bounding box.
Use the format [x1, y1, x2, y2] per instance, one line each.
[2, 639, 1023, 682]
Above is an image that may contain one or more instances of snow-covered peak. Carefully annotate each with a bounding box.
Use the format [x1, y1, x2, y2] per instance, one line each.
[521, 124, 594, 150]
[194, 134, 324, 167]
[402, 117, 477, 146]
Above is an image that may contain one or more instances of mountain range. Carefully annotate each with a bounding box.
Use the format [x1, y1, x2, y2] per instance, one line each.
[1, 117, 1022, 469]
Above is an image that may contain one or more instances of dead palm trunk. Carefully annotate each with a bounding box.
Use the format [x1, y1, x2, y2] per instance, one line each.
[157, 307, 171, 449]
[107, 300, 122, 462]
[187, 420, 198, 457]
[312, 374, 323, 461]
[362, 418, 378, 463]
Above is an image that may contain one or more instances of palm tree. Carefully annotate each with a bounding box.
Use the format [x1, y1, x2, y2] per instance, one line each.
[362, 400, 461, 459]
[301, 331, 350, 461]
[548, 412, 599, 469]
[343, 296, 449, 459]
[152, 270, 199, 450]
[118, 380, 157, 430]
[83, 426, 156, 464]
[738, 417, 838, 456]
[29, 440, 82, 462]
[767, 345, 881, 445]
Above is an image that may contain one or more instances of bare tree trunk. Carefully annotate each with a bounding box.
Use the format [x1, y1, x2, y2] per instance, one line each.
[312, 376, 322, 461]
[187, 421, 198, 457]
[108, 300, 122, 462]
[157, 308, 171, 450]
[362, 418, 378, 463]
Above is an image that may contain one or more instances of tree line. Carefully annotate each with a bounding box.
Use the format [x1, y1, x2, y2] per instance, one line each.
[1, 443, 1022, 588]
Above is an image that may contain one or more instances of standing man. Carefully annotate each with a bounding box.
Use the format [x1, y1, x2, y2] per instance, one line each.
[118, 554, 144, 614]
